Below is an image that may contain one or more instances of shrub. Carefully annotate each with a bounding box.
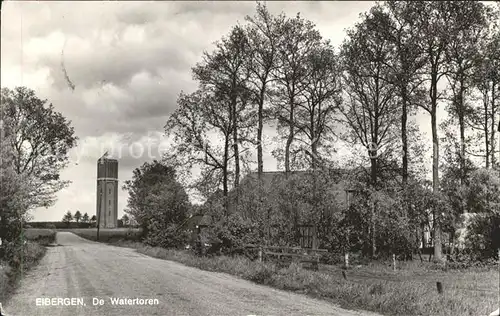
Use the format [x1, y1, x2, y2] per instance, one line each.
[464, 213, 500, 260]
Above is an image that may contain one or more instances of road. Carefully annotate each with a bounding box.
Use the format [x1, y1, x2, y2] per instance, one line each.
[4, 232, 381, 316]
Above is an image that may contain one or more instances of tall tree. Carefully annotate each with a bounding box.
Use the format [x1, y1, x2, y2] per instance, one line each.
[444, 1, 490, 182]
[339, 6, 400, 257]
[192, 25, 252, 198]
[383, 1, 427, 185]
[470, 14, 500, 169]
[410, 1, 454, 262]
[272, 13, 322, 177]
[244, 3, 284, 179]
[296, 42, 342, 170]
[339, 6, 399, 186]
[165, 88, 234, 213]
[0, 87, 77, 210]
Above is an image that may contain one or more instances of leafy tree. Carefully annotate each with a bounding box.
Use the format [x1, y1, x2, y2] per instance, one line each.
[339, 6, 401, 256]
[122, 160, 190, 246]
[82, 212, 89, 223]
[62, 211, 73, 227]
[90, 215, 97, 222]
[165, 88, 234, 211]
[383, 1, 427, 184]
[244, 3, 285, 178]
[272, 12, 323, 176]
[444, 1, 491, 182]
[0, 87, 77, 210]
[74, 210, 82, 223]
[192, 25, 253, 197]
[0, 115, 32, 262]
[121, 214, 129, 227]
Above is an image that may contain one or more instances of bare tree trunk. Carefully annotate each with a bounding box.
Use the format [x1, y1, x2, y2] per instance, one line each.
[492, 82, 497, 168]
[285, 103, 294, 179]
[257, 89, 265, 178]
[401, 87, 409, 185]
[431, 96, 443, 262]
[231, 89, 240, 206]
[485, 89, 491, 169]
[223, 137, 229, 216]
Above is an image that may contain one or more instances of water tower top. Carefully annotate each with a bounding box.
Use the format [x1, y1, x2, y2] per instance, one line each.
[96, 158, 118, 180]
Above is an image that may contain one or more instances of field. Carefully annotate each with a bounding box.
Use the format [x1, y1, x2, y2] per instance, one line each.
[65, 228, 142, 243]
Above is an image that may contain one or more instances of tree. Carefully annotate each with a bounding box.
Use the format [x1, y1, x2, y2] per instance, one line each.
[382, 1, 427, 185]
[74, 210, 82, 223]
[0, 87, 78, 210]
[407, 1, 455, 262]
[82, 212, 89, 223]
[165, 88, 234, 212]
[192, 25, 252, 198]
[469, 10, 500, 169]
[121, 214, 129, 227]
[244, 2, 285, 178]
[295, 41, 342, 170]
[90, 215, 97, 222]
[0, 114, 32, 261]
[122, 160, 190, 245]
[339, 6, 400, 256]
[272, 13, 323, 177]
[444, 1, 490, 182]
[62, 211, 73, 227]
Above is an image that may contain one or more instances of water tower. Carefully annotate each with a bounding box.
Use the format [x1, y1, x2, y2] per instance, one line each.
[96, 154, 118, 228]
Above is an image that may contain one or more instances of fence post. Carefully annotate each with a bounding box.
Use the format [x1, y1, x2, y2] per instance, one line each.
[393, 253, 396, 271]
[258, 247, 262, 263]
[436, 281, 443, 294]
[344, 252, 349, 269]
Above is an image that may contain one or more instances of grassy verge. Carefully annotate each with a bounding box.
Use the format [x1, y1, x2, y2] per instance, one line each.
[1, 229, 56, 304]
[63, 228, 142, 243]
[74, 233, 498, 316]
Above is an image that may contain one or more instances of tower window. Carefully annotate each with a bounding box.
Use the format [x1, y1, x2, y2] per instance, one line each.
[109, 211, 111, 216]
[109, 200, 111, 206]
[109, 188, 111, 194]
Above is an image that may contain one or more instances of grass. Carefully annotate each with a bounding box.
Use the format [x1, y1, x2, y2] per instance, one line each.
[1, 229, 56, 304]
[23, 228, 56, 245]
[67, 228, 142, 243]
[0, 241, 50, 304]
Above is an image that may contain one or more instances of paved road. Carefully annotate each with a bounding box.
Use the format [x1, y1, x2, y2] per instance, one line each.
[4, 232, 381, 316]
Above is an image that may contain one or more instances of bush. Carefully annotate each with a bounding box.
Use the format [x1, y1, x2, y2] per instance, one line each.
[464, 213, 500, 260]
[143, 223, 190, 249]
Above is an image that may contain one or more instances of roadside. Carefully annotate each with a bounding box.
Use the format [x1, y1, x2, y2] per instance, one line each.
[73, 232, 497, 316]
[0, 229, 56, 305]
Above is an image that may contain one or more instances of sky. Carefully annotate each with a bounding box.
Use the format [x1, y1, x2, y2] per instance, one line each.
[1, 1, 440, 222]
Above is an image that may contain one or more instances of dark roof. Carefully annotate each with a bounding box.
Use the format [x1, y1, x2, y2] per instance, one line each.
[181, 213, 214, 230]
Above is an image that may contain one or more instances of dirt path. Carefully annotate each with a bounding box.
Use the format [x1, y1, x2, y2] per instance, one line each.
[3, 232, 381, 316]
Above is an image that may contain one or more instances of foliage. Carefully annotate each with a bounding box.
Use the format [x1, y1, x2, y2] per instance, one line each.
[0, 87, 77, 210]
[62, 211, 73, 227]
[74, 210, 82, 223]
[123, 160, 190, 247]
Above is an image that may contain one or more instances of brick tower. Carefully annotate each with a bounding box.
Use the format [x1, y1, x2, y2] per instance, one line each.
[96, 155, 118, 228]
